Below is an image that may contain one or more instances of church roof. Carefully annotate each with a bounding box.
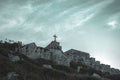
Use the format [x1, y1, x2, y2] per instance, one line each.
[45, 35, 62, 50]
[22, 42, 37, 48]
[45, 41, 62, 50]
[65, 49, 90, 57]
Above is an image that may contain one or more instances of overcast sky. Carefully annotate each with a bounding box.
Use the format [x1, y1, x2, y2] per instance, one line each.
[0, 0, 120, 69]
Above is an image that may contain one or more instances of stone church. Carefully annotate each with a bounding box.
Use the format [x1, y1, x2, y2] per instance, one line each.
[17, 35, 120, 74]
[18, 35, 70, 66]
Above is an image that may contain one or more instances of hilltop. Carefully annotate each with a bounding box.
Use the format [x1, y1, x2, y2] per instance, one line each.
[0, 38, 120, 80]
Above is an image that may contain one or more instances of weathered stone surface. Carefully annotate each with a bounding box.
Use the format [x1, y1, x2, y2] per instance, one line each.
[43, 64, 52, 69]
[92, 73, 101, 78]
[17, 37, 120, 74]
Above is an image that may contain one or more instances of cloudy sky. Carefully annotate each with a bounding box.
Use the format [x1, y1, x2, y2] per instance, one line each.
[0, 0, 120, 69]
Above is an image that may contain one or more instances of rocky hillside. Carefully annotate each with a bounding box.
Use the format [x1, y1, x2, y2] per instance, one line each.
[0, 42, 120, 80]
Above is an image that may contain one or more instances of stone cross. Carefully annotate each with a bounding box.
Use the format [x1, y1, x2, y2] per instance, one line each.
[53, 34, 57, 41]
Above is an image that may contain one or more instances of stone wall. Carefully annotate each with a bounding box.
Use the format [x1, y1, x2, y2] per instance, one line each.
[18, 43, 70, 66]
[18, 42, 120, 74]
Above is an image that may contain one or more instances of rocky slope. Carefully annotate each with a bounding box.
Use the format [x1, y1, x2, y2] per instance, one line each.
[0, 42, 120, 80]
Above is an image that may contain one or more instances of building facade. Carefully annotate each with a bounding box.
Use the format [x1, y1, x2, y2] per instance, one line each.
[17, 35, 120, 74]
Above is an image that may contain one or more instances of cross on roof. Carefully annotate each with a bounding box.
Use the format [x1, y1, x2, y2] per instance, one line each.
[53, 34, 57, 41]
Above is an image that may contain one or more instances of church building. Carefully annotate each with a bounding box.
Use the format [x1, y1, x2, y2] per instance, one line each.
[18, 35, 70, 66]
[17, 35, 120, 74]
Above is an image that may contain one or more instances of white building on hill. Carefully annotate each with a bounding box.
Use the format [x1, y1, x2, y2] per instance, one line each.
[17, 35, 120, 74]
[18, 35, 70, 66]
